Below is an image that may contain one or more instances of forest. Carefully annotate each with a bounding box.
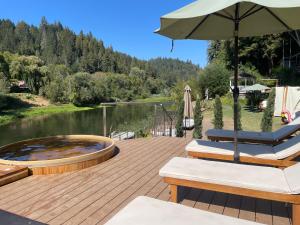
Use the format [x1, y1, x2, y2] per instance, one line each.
[0, 18, 199, 106]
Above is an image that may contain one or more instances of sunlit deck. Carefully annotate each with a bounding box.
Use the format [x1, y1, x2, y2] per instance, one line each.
[0, 136, 292, 225]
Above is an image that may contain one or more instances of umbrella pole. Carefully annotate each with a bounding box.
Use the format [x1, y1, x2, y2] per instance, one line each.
[233, 4, 240, 162]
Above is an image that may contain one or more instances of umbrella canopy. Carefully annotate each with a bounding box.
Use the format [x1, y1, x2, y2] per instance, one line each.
[243, 84, 271, 92]
[156, 0, 300, 40]
[156, 0, 300, 161]
[184, 85, 194, 119]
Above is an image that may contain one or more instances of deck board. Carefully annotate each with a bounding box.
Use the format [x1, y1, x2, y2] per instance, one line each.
[0, 136, 291, 225]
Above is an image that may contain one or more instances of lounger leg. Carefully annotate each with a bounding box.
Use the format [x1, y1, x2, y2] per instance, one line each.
[293, 204, 300, 225]
[170, 184, 178, 203]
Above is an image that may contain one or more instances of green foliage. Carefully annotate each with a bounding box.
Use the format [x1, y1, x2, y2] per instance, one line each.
[208, 33, 299, 77]
[0, 73, 10, 94]
[148, 58, 200, 87]
[261, 88, 276, 132]
[175, 100, 184, 137]
[213, 95, 223, 129]
[245, 91, 267, 110]
[272, 67, 300, 86]
[199, 61, 230, 98]
[193, 97, 203, 139]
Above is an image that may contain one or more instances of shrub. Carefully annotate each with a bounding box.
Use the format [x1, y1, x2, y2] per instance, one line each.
[261, 88, 275, 132]
[199, 61, 231, 98]
[213, 95, 223, 129]
[0, 73, 10, 94]
[175, 100, 184, 137]
[193, 96, 203, 139]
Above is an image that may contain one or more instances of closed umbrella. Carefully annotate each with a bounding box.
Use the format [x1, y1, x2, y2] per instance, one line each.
[183, 85, 194, 132]
[156, 0, 300, 161]
[184, 85, 194, 119]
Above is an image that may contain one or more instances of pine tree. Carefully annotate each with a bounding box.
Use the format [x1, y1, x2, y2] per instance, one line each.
[193, 96, 203, 139]
[175, 100, 184, 137]
[213, 95, 223, 129]
[261, 88, 276, 132]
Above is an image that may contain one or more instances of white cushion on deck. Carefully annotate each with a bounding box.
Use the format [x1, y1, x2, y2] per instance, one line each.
[159, 157, 292, 194]
[273, 135, 300, 159]
[185, 140, 276, 159]
[284, 163, 300, 194]
[104, 196, 265, 225]
[186, 135, 300, 160]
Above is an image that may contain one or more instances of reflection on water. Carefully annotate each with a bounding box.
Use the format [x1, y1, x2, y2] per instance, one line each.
[0, 138, 109, 161]
[0, 103, 157, 147]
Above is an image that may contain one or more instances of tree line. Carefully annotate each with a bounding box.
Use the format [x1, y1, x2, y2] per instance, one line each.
[208, 33, 300, 85]
[0, 18, 200, 106]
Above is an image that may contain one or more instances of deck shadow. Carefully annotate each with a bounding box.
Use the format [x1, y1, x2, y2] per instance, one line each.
[181, 187, 291, 219]
[0, 209, 47, 225]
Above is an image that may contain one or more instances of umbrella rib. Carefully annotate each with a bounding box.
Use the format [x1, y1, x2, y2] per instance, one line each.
[221, 9, 234, 19]
[185, 15, 210, 39]
[240, 4, 258, 18]
[213, 12, 234, 21]
[264, 7, 292, 31]
[240, 6, 264, 20]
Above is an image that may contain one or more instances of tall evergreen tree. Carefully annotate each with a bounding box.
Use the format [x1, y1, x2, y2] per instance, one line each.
[213, 95, 223, 129]
[175, 100, 184, 137]
[261, 88, 276, 132]
[193, 96, 203, 139]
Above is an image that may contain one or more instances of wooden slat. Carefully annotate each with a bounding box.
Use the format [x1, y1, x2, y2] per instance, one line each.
[0, 135, 291, 225]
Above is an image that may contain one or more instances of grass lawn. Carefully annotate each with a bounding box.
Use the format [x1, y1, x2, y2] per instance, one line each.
[0, 104, 99, 126]
[203, 102, 282, 132]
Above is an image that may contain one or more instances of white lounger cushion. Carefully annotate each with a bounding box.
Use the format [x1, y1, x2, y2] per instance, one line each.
[104, 196, 265, 225]
[186, 135, 300, 160]
[206, 116, 300, 142]
[185, 140, 276, 159]
[273, 135, 300, 159]
[159, 157, 293, 194]
[284, 163, 300, 194]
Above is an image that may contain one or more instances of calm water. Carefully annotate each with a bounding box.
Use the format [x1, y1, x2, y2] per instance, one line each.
[0, 138, 109, 161]
[0, 103, 157, 147]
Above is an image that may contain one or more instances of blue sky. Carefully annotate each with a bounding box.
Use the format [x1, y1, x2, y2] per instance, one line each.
[0, 0, 208, 67]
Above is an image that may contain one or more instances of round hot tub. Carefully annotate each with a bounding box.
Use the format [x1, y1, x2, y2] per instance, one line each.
[0, 135, 115, 175]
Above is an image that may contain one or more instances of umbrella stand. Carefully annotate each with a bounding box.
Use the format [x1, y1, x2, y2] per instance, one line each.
[233, 3, 240, 162]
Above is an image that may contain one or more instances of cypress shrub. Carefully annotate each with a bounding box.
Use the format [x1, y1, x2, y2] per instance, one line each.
[175, 100, 184, 137]
[193, 96, 203, 139]
[261, 88, 276, 132]
[213, 95, 223, 129]
[233, 100, 243, 130]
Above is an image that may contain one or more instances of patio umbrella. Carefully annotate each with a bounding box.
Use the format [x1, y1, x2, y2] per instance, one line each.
[243, 84, 271, 92]
[184, 85, 194, 119]
[156, 0, 300, 161]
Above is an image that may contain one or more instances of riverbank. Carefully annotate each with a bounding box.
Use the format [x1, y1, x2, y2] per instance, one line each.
[0, 104, 99, 126]
[0, 95, 171, 127]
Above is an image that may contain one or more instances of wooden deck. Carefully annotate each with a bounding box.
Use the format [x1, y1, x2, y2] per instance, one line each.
[0, 136, 292, 225]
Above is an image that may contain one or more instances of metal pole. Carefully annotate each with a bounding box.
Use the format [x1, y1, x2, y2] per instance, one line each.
[233, 3, 240, 162]
[103, 106, 107, 137]
[154, 104, 157, 137]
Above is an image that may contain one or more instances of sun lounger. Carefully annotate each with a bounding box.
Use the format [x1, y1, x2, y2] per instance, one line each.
[186, 135, 300, 167]
[206, 116, 300, 144]
[104, 196, 265, 225]
[159, 157, 300, 225]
